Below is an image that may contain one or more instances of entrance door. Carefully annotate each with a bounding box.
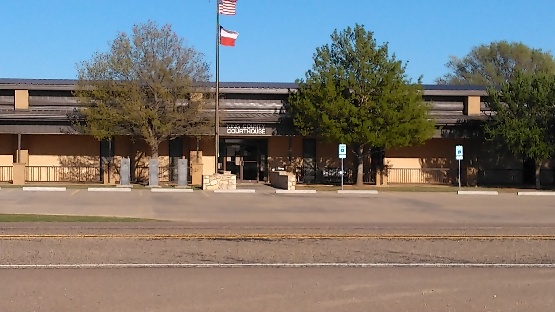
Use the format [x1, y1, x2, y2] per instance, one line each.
[220, 139, 267, 182]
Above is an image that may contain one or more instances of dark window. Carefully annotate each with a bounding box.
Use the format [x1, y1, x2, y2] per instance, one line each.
[302, 139, 316, 183]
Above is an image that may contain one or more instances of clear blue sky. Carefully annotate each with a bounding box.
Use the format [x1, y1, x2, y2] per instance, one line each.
[2, 0, 555, 84]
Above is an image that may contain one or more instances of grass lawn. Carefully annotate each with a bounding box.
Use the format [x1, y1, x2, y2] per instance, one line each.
[0, 214, 155, 222]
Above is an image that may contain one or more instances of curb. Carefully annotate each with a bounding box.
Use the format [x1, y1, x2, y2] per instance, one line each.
[457, 190, 498, 195]
[87, 187, 131, 192]
[213, 189, 256, 193]
[517, 191, 555, 196]
[337, 190, 378, 195]
[151, 188, 193, 193]
[275, 189, 317, 194]
[22, 187, 67, 192]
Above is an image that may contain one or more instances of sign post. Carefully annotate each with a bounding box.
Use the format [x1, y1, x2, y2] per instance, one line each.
[339, 144, 347, 190]
[455, 145, 463, 189]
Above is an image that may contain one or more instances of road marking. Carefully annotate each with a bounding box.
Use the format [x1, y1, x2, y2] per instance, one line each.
[1, 263, 554, 269]
[275, 189, 316, 194]
[1, 234, 555, 240]
[71, 190, 79, 195]
[88, 187, 131, 192]
[517, 191, 555, 196]
[22, 187, 67, 192]
[337, 190, 378, 195]
[214, 189, 256, 193]
[151, 188, 193, 193]
[457, 190, 498, 195]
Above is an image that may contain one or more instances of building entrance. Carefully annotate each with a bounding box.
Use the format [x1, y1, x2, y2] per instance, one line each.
[219, 138, 268, 182]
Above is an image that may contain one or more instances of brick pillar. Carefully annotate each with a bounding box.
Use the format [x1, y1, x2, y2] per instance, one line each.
[464, 96, 481, 116]
[15, 90, 29, 110]
[12, 163, 26, 185]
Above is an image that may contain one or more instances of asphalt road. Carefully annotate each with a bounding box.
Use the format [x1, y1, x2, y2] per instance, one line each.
[1, 189, 555, 224]
[2, 268, 554, 312]
[1, 190, 555, 311]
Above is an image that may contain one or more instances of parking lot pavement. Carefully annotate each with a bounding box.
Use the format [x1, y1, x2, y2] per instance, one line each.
[1, 188, 554, 225]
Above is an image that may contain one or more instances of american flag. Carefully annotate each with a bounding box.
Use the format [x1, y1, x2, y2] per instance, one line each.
[218, 0, 237, 15]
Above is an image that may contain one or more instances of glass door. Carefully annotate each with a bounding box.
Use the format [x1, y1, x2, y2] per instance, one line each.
[220, 139, 267, 182]
[241, 143, 259, 181]
[222, 143, 241, 178]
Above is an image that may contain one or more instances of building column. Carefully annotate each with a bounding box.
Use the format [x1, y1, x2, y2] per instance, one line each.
[464, 96, 481, 116]
[15, 90, 29, 110]
[12, 133, 28, 185]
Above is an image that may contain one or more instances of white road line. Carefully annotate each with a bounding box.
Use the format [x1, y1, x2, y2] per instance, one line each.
[1, 263, 554, 269]
[517, 191, 555, 196]
[214, 189, 256, 193]
[88, 187, 131, 192]
[275, 190, 317, 194]
[337, 190, 378, 194]
[457, 190, 499, 195]
[150, 188, 193, 193]
[22, 187, 67, 192]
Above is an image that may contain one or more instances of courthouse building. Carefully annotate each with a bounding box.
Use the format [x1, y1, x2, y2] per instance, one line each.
[1, 78, 540, 186]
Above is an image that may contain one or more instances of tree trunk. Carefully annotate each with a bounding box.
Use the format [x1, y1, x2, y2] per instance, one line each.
[535, 159, 541, 189]
[149, 141, 160, 187]
[356, 145, 364, 186]
[151, 142, 159, 160]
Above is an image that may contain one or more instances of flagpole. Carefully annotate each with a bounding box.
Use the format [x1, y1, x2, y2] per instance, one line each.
[215, 0, 220, 174]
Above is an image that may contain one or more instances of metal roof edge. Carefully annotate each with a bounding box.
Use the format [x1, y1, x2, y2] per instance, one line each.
[0, 79, 489, 95]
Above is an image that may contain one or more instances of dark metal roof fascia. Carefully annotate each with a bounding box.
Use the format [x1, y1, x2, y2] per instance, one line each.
[424, 89, 488, 96]
[0, 79, 77, 91]
[0, 79, 490, 95]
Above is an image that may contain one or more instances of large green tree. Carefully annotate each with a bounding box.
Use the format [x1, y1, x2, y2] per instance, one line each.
[75, 21, 213, 160]
[486, 71, 555, 188]
[437, 41, 555, 85]
[289, 24, 435, 186]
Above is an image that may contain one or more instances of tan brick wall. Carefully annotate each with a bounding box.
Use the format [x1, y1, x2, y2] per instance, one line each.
[0, 134, 14, 166]
[267, 136, 290, 170]
[386, 138, 465, 169]
[385, 138, 467, 184]
[26, 135, 99, 166]
[289, 137, 303, 172]
[198, 136, 215, 175]
[317, 141, 359, 169]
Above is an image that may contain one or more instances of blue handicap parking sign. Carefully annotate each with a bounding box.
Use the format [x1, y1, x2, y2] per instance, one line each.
[455, 145, 463, 160]
[339, 144, 347, 159]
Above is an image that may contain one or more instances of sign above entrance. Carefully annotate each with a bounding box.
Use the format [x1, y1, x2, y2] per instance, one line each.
[224, 124, 272, 136]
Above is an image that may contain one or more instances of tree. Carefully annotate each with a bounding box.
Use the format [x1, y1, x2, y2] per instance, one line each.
[75, 21, 213, 162]
[288, 24, 435, 186]
[486, 71, 555, 188]
[437, 41, 555, 85]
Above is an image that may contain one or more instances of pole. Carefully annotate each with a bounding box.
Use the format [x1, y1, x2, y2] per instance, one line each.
[458, 159, 461, 189]
[341, 158, 344, 191]
[215, 0, 220, 174]
[17, 133, 21, 163]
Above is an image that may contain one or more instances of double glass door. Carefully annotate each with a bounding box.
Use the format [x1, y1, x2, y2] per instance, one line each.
[220, 139, 267, 182]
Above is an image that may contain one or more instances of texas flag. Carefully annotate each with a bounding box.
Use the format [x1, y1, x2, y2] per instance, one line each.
[220, 26, 239, 47]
